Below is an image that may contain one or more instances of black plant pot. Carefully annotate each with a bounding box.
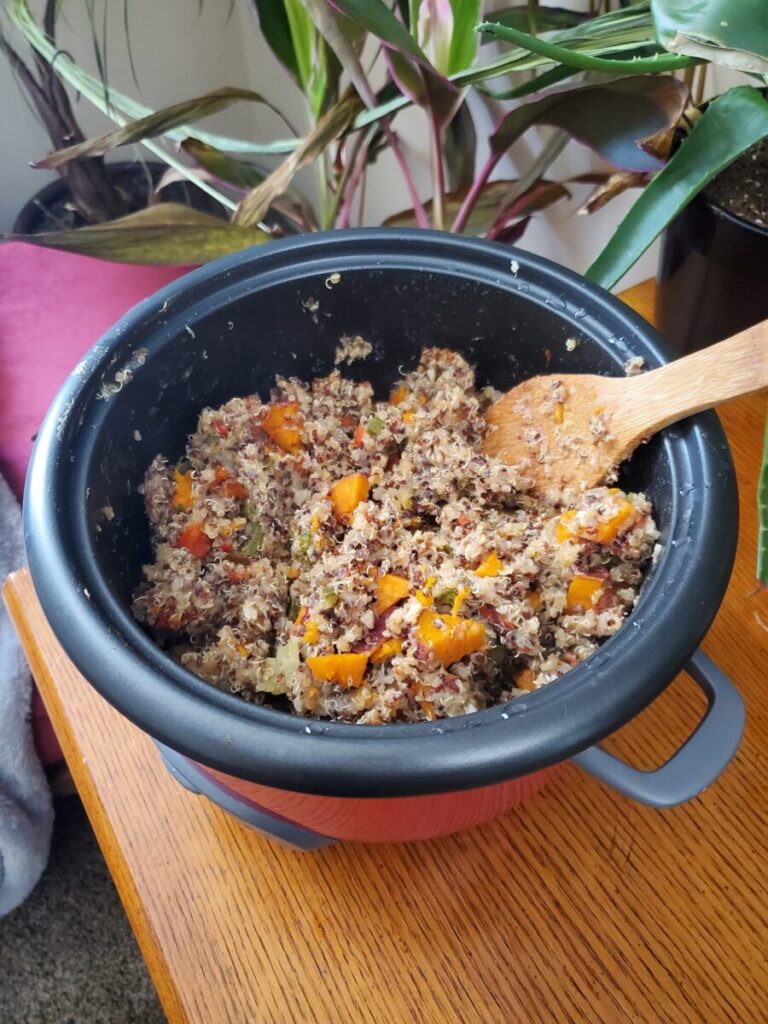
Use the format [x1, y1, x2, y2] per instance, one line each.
[656, 192, 768, 354]
[13, 160, 229, 236]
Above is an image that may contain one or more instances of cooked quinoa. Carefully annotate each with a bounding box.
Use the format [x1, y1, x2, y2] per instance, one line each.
[132, 347, 659, 725]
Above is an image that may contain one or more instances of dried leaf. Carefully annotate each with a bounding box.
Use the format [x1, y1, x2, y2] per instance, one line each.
[234, 91, 362, 226]
[5, 203, 270, 265]
[579, 171, 650, 215]
[35, 87, 294, 169]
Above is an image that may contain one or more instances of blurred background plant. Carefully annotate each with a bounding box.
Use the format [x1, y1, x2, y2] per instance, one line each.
[1, 0, 765, 275]
[2, 0, 768, 578]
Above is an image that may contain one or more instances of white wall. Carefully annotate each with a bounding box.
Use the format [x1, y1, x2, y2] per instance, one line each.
[0, 3, 744, 288]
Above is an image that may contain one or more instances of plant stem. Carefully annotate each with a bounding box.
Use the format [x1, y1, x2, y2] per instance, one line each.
[451, 152, 499, 233]
[325, 129, 367, 229]
[429, 114, 445, 230]
[336, 138, 370, 229]
[357, 165, 368, 227]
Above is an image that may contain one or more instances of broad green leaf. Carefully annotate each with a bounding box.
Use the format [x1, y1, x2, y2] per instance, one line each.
[5, 204, 270, 265]
[586, 87, 768, 291]
[759, 405, 768, 584]
[235, 91, 362, 226]
[476, 18, 699, 73]
[651, 0, 768, 74]
[482, 6, 589, 39]
[383, 179, 567, 233]
[490, 76, 689, 173]
[480, 64, 577, 101]
[334, 0, 460, 125]
[36, 87, 294, 169]
[330, 0, 431, 66]
[284, 0, 316, 91]
[444, 101, 476, 192]
[447, 0, 481, 73]
[251, 0, 301, 82]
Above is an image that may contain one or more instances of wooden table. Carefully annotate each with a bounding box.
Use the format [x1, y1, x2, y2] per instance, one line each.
[5, 280, 768, 1024]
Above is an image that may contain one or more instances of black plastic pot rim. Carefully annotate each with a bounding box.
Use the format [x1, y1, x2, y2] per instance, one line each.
[23, 229, 738, 799]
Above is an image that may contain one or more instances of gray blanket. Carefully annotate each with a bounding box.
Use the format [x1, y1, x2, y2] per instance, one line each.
[0, 473, 52, 916]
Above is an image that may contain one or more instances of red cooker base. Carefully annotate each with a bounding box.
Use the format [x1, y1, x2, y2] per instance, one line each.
[198, 763, 558, 843]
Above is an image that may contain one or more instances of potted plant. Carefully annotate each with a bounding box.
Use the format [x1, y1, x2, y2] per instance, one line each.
[0, 1, 234, 235]
[3, 0, 768, 580]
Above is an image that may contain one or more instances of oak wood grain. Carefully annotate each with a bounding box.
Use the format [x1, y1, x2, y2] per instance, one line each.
[4, 278, 768, 1024]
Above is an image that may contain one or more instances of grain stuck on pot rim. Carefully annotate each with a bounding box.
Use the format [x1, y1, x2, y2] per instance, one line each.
[132, 346, 658, 724]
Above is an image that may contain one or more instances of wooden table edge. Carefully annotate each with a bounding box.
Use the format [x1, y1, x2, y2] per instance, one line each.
[3, 571, 188, 1024]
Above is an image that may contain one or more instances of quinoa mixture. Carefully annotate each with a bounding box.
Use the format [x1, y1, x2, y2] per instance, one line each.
[132, 347, 659, 724]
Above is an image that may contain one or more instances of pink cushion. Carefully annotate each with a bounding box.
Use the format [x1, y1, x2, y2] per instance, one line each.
[1, 242, 192, 764]
[0, 242, 191, 498]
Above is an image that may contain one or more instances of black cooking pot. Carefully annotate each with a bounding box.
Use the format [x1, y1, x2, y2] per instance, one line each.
[24, 231, 743, 841]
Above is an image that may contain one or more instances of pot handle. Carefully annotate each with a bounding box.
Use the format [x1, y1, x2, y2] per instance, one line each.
[571, 650, 745, 808]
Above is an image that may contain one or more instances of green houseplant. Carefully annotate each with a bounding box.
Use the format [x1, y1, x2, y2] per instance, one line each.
[3, 0, 768, 578]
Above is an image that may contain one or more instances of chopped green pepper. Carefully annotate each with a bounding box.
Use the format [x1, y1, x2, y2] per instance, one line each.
[176, 457, 192, 474]
[293, 531, 312, 558]
[436, 588, 458, 608]
[286, 598, 300, 622]
[322, 587, 339, 609]
[241, 521, 265, 556]
[366, 416, 385, 437]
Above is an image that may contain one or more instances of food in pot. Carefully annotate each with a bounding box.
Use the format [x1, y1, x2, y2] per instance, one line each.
[132, 347, 658, 724]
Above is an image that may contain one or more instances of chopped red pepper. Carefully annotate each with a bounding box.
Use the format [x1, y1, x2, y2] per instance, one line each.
[213, 418, 230, 438]
[353, 424, 365, 449]
[177, 523, 211, 558]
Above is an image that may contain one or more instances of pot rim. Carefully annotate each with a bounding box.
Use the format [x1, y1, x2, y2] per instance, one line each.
[24, 229, 738, 797]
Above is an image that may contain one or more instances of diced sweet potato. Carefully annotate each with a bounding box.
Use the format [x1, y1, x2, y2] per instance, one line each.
[172, 468, 193, 510]
[375, 573, 410, 615]
[557, 499, 635, 545]
[302, 621, 320, 645]
[389, 384, 408, 405]
[306, 653, 369, 689]
[331, 473, 370, 522]
[515, 667, 536, 691]
[261, 401, 304, 453]
[176, 523, 211, 558]
[415, 611, 486, 665]
[566, 575, 604, 612]
[370, 638, 403, 664]
[475, 551, 503, 578]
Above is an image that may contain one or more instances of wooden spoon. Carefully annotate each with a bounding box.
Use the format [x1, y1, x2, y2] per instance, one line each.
[482, 320, 768, 498]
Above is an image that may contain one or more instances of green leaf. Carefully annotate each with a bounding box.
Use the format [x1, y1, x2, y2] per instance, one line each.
[333, 0, 459, 125]
[235, 91, 362, 226]
[444, 101, 477, 192]
[490, 76, 689, 173]
[759, 405, 768, 584]
[482, 6, 589, 39]
[383, 179, 568, 233]
[447, 0, 481, 73]
[5, 204, 271, 265]
[35, 87, 295, 169]
[330, 0, 431, 66]
[651, 0, 768, 74]
[586, 86, 768, 291]
[476, 19, 700, 73]
[251, 0, 301, 81]
[480, 64, 577, 101]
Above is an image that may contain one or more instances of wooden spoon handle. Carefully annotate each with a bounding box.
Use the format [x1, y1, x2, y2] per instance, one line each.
[626, 319, 768, 436]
